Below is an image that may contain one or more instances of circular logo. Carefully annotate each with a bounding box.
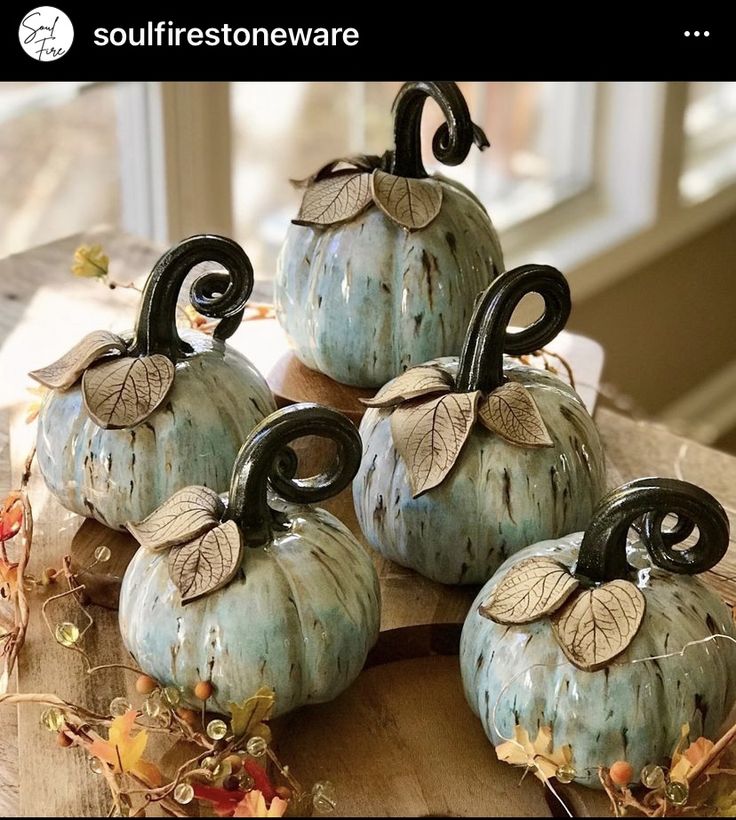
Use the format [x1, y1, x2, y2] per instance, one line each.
[19, 6, 73, 61]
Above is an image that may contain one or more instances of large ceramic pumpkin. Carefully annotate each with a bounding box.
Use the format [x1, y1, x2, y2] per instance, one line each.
[32, 235, 275, 531]
[353, 264, 606, 584]
[275, 80, 504, 387]
[119, 404, 381, 717]
[461, 478, 736, 788]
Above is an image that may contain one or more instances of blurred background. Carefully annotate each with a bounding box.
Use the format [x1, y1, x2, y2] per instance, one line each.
[1, 81, 735, 450]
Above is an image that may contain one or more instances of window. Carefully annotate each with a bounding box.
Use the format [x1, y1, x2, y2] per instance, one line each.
[680, 82, 736, 204]
[0, 82, 120, 259]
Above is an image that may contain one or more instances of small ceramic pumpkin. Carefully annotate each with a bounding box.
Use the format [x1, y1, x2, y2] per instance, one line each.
[461, 478, 736, 788]
[119, 403, 380, 717]
[31, 235, 276, 531]
[353, 264, 606, 584]
[275, 80, 504, 387]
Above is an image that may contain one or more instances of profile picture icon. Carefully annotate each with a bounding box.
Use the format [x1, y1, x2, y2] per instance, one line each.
[19, 6, 74, 61]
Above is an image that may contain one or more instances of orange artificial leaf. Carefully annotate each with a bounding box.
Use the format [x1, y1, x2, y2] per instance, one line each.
[233, 791, 288, 818]
[496, 724, 573, 782]
[184, 304, 211, 331]
[0, 496, 23, 543]
[89, 709, 162, 786]
[0, 559, 18, 599]
[670, 722, 716, 784]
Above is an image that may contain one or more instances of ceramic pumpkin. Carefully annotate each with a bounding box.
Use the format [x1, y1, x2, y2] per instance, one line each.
[31, 235, 276, 531]
[275, 80, 504, 388]
[119, 403, 380, 717]
[353, 264, 606, 584]
[461, 478, 736, 788]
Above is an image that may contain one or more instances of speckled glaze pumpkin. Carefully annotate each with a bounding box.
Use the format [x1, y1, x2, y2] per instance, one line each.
[275, 81, 504, 388]
[353, 266, 607, 584]
[119, 404, 380, 717]
[461, 478, 736, 788]
[34, 236, 276, 531]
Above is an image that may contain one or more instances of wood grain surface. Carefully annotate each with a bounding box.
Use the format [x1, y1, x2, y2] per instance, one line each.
[1, 232, 736, 817]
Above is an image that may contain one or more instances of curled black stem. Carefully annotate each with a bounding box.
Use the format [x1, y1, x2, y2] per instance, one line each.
[390, 81, 488, 179]
[130, 235, 254, 360]
[455, 265, 571, 394]
[575, 478, 730, 584]
[224, 404, 362, 546]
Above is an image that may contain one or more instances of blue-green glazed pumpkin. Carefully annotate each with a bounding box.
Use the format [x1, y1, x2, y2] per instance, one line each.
[32, 236, 276, 531]
[119, 404, 380, 717]
[353, 265, 607, 584]
[275, 81, 504, 388]
[461, 478, 736, 788]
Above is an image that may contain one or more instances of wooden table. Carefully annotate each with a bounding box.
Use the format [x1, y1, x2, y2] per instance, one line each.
[1, 230, 736, 817]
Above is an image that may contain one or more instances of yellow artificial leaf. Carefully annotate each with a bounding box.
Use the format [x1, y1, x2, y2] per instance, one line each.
[230, 687, 276, 737]
[25, 384, 48, 424]
[89, 709, 162, 785]
[72, 244, 109, 279]
[496, 724, 573, 782]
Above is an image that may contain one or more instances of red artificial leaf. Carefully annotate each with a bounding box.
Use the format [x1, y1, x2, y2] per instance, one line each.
[0, 496, 23, 543]
[193, 784, 246, 817]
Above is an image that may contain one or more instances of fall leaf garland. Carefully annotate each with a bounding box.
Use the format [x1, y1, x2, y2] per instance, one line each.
[361, 364, 554, 497]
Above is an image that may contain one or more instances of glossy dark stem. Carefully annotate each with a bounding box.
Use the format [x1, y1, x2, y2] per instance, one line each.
[225, 404, 362, 546]
[575, 478, 730, 583]
[390, 81, 488, 179]
[129, 234, 254, 360]
[455, 265, 571, 394]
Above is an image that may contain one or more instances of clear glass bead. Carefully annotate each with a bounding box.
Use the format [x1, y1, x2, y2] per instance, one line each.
[246, 735, 268, 757]
[173, 783, 194, 805]
[94, 545, 111, 562]
[207, 719, 228, 740]
[162, 685, 181, 707]
[641, 763, 666, 790]
[142, 693, 162, 718]
[555, 764, 576, 784]
[202, 756, 222, 777]
[312, 780, 337, 813]
[109, 697, 131, 717]
[665, 779, 689, 806]
[89, 756, 104, 774]
[55, 622, 80, 646]
[40, 707, 64, 732]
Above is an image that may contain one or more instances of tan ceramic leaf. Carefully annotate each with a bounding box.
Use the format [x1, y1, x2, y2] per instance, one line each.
[390, 391, 480, 497]
[551, 580, 646, 671]
[82, 355, 175, 429]
[127, 486, 225, 551]
[479, 557, 579, 625]
[371, 170, 443, 230]
[168, 520, 243, 604]
[293, 170, 373, 227]
[29, 330, 127, 390]
[478, 382, 553, 447]
[360, 366, 453, 408]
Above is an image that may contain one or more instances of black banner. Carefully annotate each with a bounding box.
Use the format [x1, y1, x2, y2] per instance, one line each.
[2, 2, 733, 80]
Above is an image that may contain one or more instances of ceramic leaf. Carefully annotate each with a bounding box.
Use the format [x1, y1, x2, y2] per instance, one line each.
[360, 366, 453, 408]
[371, 170, 443, 230]
[29, 330, 127, 390]
[168, 520, 243, 604]
[478, 382, 553, 447]
[551, 580, 645, 671]
[294, 170, 373, 227]
[82, 354, 175, 429]
[127, 486, 225, 551]
[390, 391, 480, 497]
[479, 557, 580, 624]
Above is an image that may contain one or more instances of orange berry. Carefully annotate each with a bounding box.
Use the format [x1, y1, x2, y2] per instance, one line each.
[135, 674, 158, 695]
[275, 786, 292, 801]
[176, 707, 199, 726]
[194, 680, 213, 700]
[56, 731, 72, 748]
[610, 760, 633, 787]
